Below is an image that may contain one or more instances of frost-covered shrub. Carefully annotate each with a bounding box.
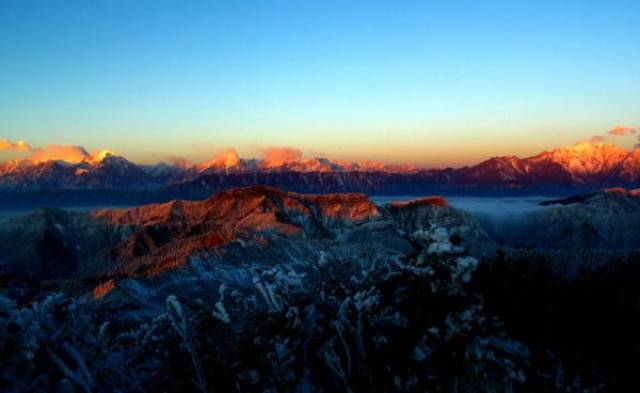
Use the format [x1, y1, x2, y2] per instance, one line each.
[9, 224, 635, 392]
[0, 293, 114, 393]
[0, 233, 530, 393]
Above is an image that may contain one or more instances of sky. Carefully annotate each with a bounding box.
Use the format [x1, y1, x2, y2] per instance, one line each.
[1, 0, 639, 167]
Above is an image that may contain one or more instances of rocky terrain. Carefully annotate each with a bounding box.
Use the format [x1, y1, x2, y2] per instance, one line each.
[0, 186, 488, 302]
[2, 185, 640, 392]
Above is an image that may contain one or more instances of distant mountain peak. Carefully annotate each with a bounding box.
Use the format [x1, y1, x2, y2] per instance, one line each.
[90, 149, 119, 163]
[196, 148, 256, 174]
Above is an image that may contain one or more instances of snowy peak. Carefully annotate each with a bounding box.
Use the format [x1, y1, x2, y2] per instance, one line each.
[357, 161, 419, 174]
[2, 141, 640, 194]
[453, 142, 640, 188]
[614, 149, 640, 182]
[532, 142, 630, 176]
[192, 148, 418, 174]
[89, 149, 119, 163]
[196, 148, 257, 174]
[0, 149, 152, 190]
[459, 155, 527, 184]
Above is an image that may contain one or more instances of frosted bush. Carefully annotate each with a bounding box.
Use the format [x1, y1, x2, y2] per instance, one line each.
[0, 230, 541, 393]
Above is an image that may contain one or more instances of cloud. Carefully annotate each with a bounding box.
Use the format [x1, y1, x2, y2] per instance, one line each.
[262, 146, 303, 167]
[589, 135, 605, 143]
[197, 147, 242, 170]
[608, 125, 638, 136]
[635, 136, 640, 149]
[0, 138, 32, 152]
[213, 147, 241, 166]
[29, 145, 92, 163]
[1, 137, 118, 164]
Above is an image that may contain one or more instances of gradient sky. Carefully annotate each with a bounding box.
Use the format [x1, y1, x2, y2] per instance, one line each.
[1, 0, 639, 167]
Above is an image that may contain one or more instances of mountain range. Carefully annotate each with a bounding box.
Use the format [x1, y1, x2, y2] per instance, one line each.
[2, 142, 640, 207]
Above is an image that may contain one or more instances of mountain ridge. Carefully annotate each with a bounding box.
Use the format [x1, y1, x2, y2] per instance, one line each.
[2, 142, 640, 201]
[0, 186, 489, 287]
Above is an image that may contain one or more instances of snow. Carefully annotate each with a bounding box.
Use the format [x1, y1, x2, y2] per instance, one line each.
[212, 284, 231, 324]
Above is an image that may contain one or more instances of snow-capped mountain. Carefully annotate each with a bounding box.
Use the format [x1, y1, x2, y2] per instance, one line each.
[0, 150, 157, 190]
[615, 149, 640, 183]
[195, 148, 261, 174]
[452, 142, 640, 190]
[533, 142, 628, 176]
[191, 148, 418, 174]
[1, 142, 640, 201]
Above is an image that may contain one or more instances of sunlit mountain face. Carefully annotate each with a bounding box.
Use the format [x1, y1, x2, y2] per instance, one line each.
[1, 141, 640, 210]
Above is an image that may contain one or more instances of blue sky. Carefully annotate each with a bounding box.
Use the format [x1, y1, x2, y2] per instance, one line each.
[1, 0, 639, 166]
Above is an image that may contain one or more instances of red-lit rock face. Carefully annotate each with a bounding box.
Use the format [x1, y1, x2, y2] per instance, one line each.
[94, 186, 380, 229]
[388, 196, 449, 209]
[1, 185, 498, 297]
[87, 186, 381, 276]
[303, 194, 379, 218]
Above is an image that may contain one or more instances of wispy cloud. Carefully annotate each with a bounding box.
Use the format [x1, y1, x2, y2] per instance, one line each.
[0, 138, 32, 152]
[608, 125, 638, 136]
[1, 138, 111, 163]
[582, 124, 639, 146]
[199, 147, 241, 168]
[29, 145, 92, 163]
[262, 146, 303, 167]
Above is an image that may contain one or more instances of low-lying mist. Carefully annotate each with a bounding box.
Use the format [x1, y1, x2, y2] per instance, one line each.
[448, 197, 554, 245]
